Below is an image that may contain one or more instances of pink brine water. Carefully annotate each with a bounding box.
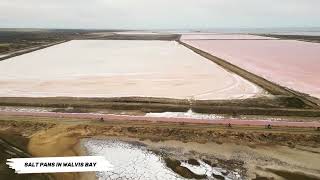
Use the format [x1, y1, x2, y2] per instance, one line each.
[183, 39, 320, 99]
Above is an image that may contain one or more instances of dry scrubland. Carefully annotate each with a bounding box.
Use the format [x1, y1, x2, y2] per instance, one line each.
[183, 38, 320, 99]
[0, 40, 264, 99]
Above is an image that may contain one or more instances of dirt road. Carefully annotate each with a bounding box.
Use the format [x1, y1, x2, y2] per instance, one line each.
[0, 111, 319, 128]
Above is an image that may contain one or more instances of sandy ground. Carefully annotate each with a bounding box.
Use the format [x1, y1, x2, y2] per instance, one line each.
[0, 40, 264, 100]
[28, 124, 89, 180]
[183, 39, 320, 99]
[28, 124, 320, 180]
[1, 114, 320, 180]
[140, 139, 320, 179]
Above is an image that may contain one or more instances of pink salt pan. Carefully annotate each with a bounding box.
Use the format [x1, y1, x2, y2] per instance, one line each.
[183, 39, 320, 99]
[181, 34, 277, 40]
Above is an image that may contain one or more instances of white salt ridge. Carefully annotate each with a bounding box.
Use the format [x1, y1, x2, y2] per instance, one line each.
[0, 106, 51, 113]
[181, 160, 242, 180]
[145, 109, 224, 120]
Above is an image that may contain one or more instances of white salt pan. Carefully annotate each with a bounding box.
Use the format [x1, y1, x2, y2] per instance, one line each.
[0, 40, 265, 99]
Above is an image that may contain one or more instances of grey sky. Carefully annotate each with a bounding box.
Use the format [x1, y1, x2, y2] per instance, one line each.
[0, 0, 319, 29]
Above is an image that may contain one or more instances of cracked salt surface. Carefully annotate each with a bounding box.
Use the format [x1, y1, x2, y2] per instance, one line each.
[83, 139, 184, 180]
[145, 109, 225, 120]
[83, 139, 242, 180]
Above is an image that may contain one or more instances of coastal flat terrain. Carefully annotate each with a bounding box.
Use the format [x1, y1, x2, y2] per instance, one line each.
[0, 30, 319, 180]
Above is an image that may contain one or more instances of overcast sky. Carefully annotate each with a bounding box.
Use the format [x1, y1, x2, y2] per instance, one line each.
[1, 0, 320, 29]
